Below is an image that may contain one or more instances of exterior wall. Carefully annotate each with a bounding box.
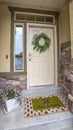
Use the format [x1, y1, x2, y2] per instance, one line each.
[59, 0, 70, 45]
[69, 0, 73, 58]
[58, 1, 71, 87]
[0, 4, 11, 72]
[59, 42, 71, 87]
[0, 1, 71, 88]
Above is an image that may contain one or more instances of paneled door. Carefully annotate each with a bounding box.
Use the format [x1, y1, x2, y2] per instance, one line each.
[27, 23, 57, 87]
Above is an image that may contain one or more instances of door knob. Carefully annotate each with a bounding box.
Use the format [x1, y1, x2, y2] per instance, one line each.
[29, 58, 31, 61]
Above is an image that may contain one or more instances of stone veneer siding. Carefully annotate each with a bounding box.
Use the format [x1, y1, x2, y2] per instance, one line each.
[58, 42, 71, 88]
[65, 59, 73, 113]
[58, 42, 73, 113]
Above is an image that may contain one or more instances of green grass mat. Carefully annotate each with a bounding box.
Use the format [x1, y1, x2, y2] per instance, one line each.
[32, 96, 65, 111]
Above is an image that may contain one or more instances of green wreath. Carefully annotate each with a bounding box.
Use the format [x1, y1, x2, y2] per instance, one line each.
[32, 32, 51, 53]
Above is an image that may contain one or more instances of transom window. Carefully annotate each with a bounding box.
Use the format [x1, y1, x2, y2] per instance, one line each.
[14, 12, 55, 24]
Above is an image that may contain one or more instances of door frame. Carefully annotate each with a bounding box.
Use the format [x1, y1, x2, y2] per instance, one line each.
[27, 23, 58, 89]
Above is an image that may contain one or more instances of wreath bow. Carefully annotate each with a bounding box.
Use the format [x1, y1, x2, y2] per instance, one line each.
[32, 32, 51, 53]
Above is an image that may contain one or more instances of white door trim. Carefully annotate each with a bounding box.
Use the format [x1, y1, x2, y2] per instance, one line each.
[27, 23, 58, 89]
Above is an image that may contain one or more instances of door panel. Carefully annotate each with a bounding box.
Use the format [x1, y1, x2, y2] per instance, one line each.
[27, 24, 55, 87]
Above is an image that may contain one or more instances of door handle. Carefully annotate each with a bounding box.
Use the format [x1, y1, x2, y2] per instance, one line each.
[29, 52, 32, 57]
[29, 58, 31, 61]
[29, 53, 32, 61]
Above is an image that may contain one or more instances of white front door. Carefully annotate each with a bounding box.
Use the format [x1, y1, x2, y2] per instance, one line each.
[27, 23, 57, 87]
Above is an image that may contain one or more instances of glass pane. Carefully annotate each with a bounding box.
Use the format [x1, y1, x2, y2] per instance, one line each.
[16, 13, 26, 20]
[26, 14, 35, 21]
[14, 25, 24, 71]
[45, 16, 53, 23]
[36, 15, 44, 22]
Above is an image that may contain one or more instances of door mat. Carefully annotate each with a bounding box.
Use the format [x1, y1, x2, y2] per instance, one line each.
[24, 94, 68, 117]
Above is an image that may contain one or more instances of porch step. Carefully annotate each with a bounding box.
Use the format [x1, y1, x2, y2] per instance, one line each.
[22, 85, 66, 98]
[0, 86, 73, 130]
[18, 86, 73, 130]
[15, 111, 73, 130]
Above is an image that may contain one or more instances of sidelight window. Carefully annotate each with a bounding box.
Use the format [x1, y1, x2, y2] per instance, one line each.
[14, 24, 24, 72]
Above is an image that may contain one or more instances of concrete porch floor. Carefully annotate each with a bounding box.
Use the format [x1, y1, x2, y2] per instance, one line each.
[0, 85, 73, 130]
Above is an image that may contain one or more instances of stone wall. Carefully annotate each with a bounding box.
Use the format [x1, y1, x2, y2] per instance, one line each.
[0, 75, 27, 90]
[58, 42, 73, 113]
[65, 59, 73, 113]
[58, 42, 71, 88]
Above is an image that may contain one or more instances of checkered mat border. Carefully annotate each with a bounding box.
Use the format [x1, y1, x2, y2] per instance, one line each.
[24, 94, 68, 117]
